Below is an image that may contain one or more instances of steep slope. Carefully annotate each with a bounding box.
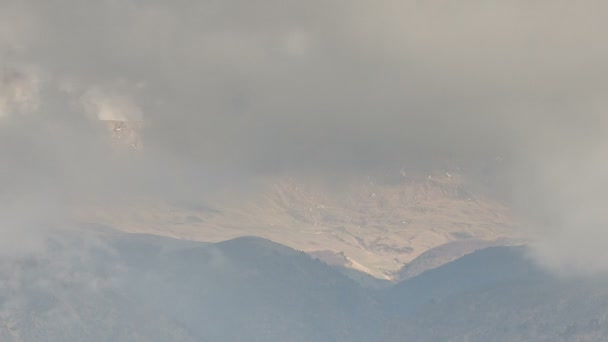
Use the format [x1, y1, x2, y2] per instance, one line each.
[0, 229, 380, 342]
[79, 169, 519, 279]
[384, 246, 541, 315]
[0, 232, 196, 342]
[395, 238, 523, 281]
[138, 236, 380, 342]
[4, 230, 608, 341]
[75, 120, 521, 279]
[382, 246, 608, 342]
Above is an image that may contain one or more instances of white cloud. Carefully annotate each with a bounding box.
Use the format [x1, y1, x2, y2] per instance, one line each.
[81, 85, 143, 121]
[0, 0, 608, 273]
[0, 66, 40, 118]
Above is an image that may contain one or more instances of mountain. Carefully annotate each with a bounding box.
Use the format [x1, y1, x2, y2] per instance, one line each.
[67, 120, 522, 281]
[395, 237, 522, 281]
[3, 229, 608, 341]
[78, 133, 520, 280]
[77, 123, 522, 279]
[0, 231, 195, 342]
[382, 246, 608, 342]
[384, 246, 543, 316]
[128, 235, 381, 342]
[0, 229, 380, 342]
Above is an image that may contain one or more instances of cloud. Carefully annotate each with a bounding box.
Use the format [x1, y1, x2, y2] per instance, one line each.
[82, 84, 144, 122]
[0, 0, 608, 272]
[0, 66, 40, 118]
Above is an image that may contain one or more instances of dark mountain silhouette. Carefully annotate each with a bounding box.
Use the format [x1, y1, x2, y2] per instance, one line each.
[382, 247, 608, 341]
[3, 230, 608, 342]
[1, 230, 380, 342]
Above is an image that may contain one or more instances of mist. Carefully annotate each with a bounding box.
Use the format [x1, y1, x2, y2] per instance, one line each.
[2, 0, 608, 272]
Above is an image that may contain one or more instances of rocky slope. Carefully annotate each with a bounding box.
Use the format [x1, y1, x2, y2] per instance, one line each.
[80, 172, 520, 279]
[80, 120, 521, 279]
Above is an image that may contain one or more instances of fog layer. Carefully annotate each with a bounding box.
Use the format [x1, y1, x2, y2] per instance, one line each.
[1, 0, 608, 273]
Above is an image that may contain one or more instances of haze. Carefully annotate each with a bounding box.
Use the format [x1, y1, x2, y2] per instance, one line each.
[2, 1, 608, 341]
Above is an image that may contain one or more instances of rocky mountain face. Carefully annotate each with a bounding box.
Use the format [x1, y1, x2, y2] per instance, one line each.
[87, 120, 521, 280]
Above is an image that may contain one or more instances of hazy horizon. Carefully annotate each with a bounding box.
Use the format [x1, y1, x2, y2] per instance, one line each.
[2, 1, 608, 341]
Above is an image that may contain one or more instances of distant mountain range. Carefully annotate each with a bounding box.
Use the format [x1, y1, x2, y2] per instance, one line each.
[77, 158, 521, 280]
[76, 119, 523, 281]
[2, 228, 607, 342]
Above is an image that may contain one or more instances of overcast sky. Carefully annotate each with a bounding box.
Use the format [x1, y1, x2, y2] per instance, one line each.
[1, 0, 608, 272]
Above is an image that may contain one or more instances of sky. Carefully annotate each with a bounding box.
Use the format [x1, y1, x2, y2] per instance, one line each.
[1, 0, 608, 273]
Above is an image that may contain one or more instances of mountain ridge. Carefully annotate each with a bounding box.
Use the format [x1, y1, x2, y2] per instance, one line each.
[3, 230, 608, 341]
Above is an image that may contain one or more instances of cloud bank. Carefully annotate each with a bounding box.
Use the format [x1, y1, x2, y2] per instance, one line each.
[1, 0, 608, 272]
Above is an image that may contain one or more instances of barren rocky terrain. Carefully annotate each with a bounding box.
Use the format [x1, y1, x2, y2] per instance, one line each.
[77, 132, 522, 279]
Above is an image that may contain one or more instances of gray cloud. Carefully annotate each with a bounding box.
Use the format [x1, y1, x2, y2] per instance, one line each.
[1, 0, 608, 272]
